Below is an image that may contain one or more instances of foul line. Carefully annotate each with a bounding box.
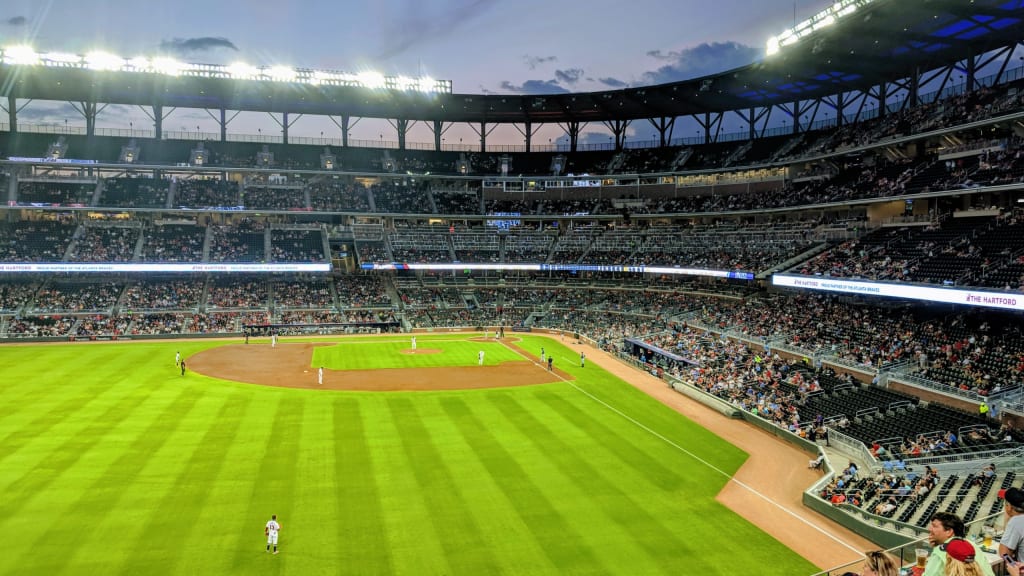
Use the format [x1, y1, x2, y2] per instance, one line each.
[499, 340, 864, 556]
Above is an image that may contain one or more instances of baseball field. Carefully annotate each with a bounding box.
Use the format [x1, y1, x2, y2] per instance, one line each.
[0, 333, 818, 575]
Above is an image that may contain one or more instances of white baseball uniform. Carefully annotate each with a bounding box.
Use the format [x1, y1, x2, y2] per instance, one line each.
[266, 519, 280, 545]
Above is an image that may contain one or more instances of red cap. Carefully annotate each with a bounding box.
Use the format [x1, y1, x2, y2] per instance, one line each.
[945, 539, 976, 563]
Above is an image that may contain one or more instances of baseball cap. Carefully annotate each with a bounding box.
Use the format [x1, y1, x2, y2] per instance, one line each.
[999, 487, 1024, 508]
[945, 538, 976, 563]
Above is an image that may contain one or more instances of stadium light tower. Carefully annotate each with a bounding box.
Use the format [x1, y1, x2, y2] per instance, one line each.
[0, 46, 453, 94]
[766, 0, 876, 56]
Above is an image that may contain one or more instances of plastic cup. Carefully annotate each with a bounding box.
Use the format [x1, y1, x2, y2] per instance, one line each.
[983, 526, 994, 549]
[916, 548, 929, 568]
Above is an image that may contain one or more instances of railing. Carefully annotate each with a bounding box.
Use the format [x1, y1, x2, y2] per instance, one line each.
[889, 374, 986, 403]
[826, 427, 877, 465]
[822, 354, 879, 376]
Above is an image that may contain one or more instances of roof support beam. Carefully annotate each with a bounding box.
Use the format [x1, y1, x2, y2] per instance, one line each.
[647, 116, 675, 147]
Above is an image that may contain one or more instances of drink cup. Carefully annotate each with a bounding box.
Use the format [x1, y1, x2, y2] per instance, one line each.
[916, 548, 929, 568]
[983, 526, 994, 549]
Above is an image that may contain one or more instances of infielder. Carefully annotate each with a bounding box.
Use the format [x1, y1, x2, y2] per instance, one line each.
[478, 350, 484, 365]
[318, 366, 324, 385]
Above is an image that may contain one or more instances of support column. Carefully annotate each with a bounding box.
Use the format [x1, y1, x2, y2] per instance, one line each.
[283, 112, 289, 145]
[434, 120, 442, 151]
[220, 109, 227, 142]
[966, 51, 976, 92]
[7, 95, 16, 133]
[909, 68, 920, 107]
[396, 118, 409, 150]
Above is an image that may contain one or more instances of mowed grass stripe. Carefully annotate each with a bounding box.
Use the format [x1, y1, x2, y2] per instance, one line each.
[0, 381, 162, 509]
[47, 389, 223, 574]
[491, 392, 706, 576]
[0, 348, 143, 448]
[175, 389, 283, 576]
[387, 396, 501, 574]
[0, 384, 195, 574]
[115, 391, 254, 573]
[0, 347, 119, 419]
[437, 395, 593, 575]
[333, 398, 395, 575]
[228, 394, 306, 573]
[534, 389, 697, 492]
[279, 395, 343, 575]
[414, 395, 547, 576]
[364, 397, 451, 576]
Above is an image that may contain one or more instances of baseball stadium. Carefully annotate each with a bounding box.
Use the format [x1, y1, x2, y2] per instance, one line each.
[2, 1, 1024, 574]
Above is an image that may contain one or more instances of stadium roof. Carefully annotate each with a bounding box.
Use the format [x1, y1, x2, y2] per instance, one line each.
[0, 0, 1021, 125]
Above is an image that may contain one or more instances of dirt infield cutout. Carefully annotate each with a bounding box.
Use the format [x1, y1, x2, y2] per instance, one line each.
[187, 340, 571, 391]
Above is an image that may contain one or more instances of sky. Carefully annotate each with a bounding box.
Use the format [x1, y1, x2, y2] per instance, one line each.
[0, 0, 846, 147]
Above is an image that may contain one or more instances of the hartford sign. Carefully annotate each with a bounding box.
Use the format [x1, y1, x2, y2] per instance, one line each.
[772, 274, 1023, 311]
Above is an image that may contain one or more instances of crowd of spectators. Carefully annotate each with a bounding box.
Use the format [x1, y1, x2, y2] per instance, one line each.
[270, 229, 326, 262]
[121, 279, 204, 311]
[207, 278, 267, 309]
[335, 275, 393, 308]
[0, 221, 77, 262]
[0, 282, 38, 312]
[69, 226, 140, 262]
[209, 221, 266, 262]
[242, 185, 307, 211]
[273, 280, 334, 308]
[140, 224, 206, 262]
[17, 181, 95, 205]
[7, 316, 77, 337]
[372, 182, 432, 213]
[101, 177, 170, 208]
[308, 181, 371, 212]
[174, 179, 240, 209]
[30, 282, 122, 313]
[356, 241, 390, 264]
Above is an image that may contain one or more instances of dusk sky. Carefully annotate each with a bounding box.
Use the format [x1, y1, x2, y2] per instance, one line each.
[1, 0, 844, 146]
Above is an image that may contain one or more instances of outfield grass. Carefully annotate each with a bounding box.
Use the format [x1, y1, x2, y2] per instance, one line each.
[0, 335, 816, 575]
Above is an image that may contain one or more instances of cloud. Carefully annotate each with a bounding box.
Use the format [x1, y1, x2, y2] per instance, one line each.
[377, 0, 500, 60]
[553, 68, 583, 85]
[498, 79, 569, 95]
[523, 55, 557, 70]
[6, 15, 26, 26]
[638, 41, 761, 85]
[598, 77, 627, 88]
[159, 37, 238, 55]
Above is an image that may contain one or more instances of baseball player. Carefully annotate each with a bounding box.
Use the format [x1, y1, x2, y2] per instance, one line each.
[265, 514, 281, 554]
[318, 366, 324, 385]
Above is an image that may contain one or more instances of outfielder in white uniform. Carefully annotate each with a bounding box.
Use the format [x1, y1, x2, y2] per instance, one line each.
[318, 366, 324, 385]
[478, 350, 484, 365]
[175, 351, 181, 366]
[265, 515, 281, 554]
